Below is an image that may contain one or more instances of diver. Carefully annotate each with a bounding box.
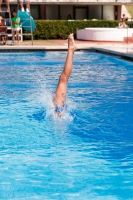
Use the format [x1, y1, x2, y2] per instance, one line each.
[54, 33, 77, 117]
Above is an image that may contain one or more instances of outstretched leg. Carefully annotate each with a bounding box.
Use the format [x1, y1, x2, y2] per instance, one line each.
[54, 33, 76, 108]
[5, 0, 10, 12]
[0, 0, 2, 12]
[26, 0, 30, 12]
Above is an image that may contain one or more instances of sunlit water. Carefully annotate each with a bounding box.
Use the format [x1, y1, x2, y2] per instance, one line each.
[0, 51, 133, 200]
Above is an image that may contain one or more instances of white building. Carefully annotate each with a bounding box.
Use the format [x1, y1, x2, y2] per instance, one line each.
[3, 0, 133, 20]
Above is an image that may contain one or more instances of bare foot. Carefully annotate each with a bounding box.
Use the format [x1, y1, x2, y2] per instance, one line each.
[0, 9, 2, 12]
[6, 7, 10, 12]
[68, 33, 77, 52]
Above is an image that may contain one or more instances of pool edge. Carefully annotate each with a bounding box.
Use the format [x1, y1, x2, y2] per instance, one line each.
[88, 47, 133, 62]
[0, 46, 133, 62]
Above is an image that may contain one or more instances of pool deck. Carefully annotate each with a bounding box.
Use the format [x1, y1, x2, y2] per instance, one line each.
[1, 39, 133, 60]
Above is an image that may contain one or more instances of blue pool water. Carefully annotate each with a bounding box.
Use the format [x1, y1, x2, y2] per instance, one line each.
[0, 51, 133, 200]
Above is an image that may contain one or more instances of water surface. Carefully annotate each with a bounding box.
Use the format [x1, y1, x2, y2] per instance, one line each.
[0, 51, 133, 200]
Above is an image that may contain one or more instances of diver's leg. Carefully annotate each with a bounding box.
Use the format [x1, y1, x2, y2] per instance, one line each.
[0, 0, 2, 12]
[26, 0, 30, 8]
[54, 33, 76, 106]
[19, 0, 24, 11]
[62, 33, 76, 82]
[25, 0, 30, 12]
[5, 0, 10, 12]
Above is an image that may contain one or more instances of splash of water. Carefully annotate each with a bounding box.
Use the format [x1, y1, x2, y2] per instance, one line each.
[29, 83, 76, 123]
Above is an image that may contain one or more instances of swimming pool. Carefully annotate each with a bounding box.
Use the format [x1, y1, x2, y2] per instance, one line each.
[0, 51, 133, 200]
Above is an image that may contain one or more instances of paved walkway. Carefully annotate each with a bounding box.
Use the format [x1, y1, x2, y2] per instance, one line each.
[0, 39, 133, 54]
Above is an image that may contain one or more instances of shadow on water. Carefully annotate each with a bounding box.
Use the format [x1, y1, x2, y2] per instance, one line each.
[28, 108, 46, 122]
[70, 104, 133, 161]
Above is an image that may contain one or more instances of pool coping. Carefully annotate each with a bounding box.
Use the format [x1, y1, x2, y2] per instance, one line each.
[88, 47, 133, 61]
[0, 46, 133, 62]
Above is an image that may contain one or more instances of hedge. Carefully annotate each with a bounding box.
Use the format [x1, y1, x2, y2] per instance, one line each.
[25, 20, 119, 40]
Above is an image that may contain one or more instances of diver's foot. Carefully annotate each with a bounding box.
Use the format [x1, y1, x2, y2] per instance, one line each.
[6, 8, 10, 12]
[68, 33, 77, 52]
[26, 8, 30, 13]
[21, 7, 25, 12]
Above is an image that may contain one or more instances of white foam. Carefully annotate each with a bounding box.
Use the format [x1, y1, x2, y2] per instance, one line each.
[29, 82, 76, 123]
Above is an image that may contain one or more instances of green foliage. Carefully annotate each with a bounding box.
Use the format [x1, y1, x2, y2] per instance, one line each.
[26, 20, 119, 39]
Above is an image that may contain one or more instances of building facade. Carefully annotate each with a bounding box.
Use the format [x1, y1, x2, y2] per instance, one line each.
[3, 0, 133, 20]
